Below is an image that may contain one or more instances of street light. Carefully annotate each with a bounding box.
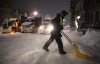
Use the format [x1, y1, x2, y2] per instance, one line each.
[77, 16, 80, 19]
[33, 11, 38, 16]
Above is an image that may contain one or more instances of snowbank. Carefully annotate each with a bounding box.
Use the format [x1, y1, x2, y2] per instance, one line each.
[81, 30, 100, 46]
[65, 29, 100, 49]
[64, 29, 100, 61]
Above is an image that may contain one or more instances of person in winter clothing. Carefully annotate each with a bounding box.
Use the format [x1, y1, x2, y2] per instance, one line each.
[43, 10, 68, 54]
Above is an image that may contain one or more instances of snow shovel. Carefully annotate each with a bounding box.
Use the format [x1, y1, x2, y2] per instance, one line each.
[61, 31, 92, 60]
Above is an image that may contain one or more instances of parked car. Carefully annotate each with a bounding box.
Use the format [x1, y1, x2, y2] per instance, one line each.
[20, 21, 36, 33]
[0, 25, 12, 34]
[8, 18, 21, 32]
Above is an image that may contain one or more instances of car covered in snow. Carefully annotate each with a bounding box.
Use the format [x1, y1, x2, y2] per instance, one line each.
[20, 21, 36, 33]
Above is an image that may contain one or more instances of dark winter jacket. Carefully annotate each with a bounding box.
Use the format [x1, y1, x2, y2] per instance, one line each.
[50, 13, 63, 37]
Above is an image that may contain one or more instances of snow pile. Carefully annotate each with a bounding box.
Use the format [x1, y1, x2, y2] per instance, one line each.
[79, 30, 100, 60]
[81, 30, 100, 47]
[81, 30, 100, 46]
[65, 29, 100, 49]
[64, 29, 100, 61]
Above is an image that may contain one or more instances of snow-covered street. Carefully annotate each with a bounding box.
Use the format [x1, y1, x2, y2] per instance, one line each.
[0, 29, 100, 64]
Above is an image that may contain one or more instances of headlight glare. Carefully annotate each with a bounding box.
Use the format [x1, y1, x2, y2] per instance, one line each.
[39, 26, 44, 29]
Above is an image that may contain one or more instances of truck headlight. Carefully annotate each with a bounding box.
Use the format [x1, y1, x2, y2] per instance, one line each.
[39, 26, 44, 29]
[47, 25, 54, 32]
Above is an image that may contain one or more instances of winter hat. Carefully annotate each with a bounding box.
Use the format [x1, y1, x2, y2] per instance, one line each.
[61, 10, 68, 15]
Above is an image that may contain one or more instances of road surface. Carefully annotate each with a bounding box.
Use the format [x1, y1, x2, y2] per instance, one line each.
[0, 32, 99, 64]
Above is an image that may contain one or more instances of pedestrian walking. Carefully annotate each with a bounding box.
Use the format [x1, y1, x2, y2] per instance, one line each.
[43, 10, 68, 54]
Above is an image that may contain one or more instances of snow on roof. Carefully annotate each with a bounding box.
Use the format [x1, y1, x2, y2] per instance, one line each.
[9, 18, 17, 21]
[22, 22, 32, 25]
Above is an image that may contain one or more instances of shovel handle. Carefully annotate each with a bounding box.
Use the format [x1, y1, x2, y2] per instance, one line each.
[61, 31, 74, 45]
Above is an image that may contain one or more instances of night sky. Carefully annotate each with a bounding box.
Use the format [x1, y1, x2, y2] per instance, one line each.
[12, 0, 70, 16]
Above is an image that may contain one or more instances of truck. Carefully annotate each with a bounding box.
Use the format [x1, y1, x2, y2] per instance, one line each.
[20, 16, 42, 33]
[38, 18, 53, 34]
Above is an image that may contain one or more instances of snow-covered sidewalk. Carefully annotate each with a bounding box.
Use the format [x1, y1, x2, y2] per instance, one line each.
[64, 29, 100, 62]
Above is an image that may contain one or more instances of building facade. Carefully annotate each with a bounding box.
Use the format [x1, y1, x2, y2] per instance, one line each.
[0, 0, 12, 25]
[70, 0, 100, 29]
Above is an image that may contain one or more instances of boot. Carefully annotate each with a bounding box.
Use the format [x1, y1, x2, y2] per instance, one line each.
[43, 43, 49, 52]
[43, 46, 49, 51]
[59, 51, 67, 54]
